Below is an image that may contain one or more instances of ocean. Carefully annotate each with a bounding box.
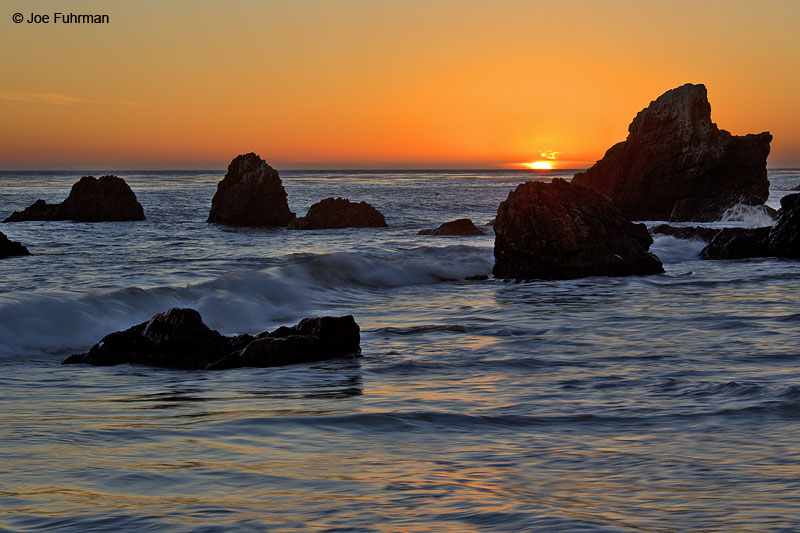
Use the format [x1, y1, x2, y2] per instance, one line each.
[1, 168, 799, 531]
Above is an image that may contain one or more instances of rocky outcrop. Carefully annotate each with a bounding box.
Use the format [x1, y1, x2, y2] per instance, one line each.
[572, 84, 771, 222]
[418, 218, 486, 236]
[208, 153, 295, 226]
[650, 224, 720, 242]
[492, 179, 664, 280]
[700, 193, 800, 260]
[4, 176, 145, 222]
[0, 231, 30, 259]
[289, 197, 387, 230]
[63, 308, 360, 370]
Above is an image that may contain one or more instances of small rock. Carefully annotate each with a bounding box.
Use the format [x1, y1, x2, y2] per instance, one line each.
[289, 197, 387, 229]
[650, 224, 720, 242]
[418, 218, 486, 236]
[0, 231, 30, 259]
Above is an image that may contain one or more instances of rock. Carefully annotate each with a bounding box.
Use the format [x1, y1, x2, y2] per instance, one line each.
[0, 231, 30, 259]
[650, 224, 720, 242]
[418, 218, 486, 236]
[492, 179, 664, 280]
[63, 308, 360, 370]
[699, 227, 772, 260]
[208, 153, 295, 226]
[289, 197, 387, 229]
[699, 194, 800, 260]
[4, 176, 145, 222]
[464, 274, 489, 281]
[792, 184, 800, 192]
[572, 84, 771, 222]
[767, 193, 800, 258]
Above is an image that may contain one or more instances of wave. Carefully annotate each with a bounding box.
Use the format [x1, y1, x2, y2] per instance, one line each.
[0, 246, 493, 358]
[649, 235, 705, 263]
[720, 203, 776, 227]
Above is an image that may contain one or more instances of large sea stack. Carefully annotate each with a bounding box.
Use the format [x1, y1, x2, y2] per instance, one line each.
[572, 84, 771, 222]
[0, 231, 30, 259]
[4, 176, 145, 222]
[208, 153, 295, 226]
[63, 308, 361, 370]
[289, 197, 387, 230]
[492, 179, 663, 280]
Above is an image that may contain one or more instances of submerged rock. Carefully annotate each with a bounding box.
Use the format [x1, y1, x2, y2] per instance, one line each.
[650, 224, 720, 243]
[63, 308, 361, 370]
[0, 231, 30, 259]
[208, 153, 295, 227]
[492, 179, 663, 280]
[418, 218, 486, 236]
[4, 176, 145, 222]
[572, 84, 771, 222]
[700, 193, 800, 260]
[289, 197, 387, 229]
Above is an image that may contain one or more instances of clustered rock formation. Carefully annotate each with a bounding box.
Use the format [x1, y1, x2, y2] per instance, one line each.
[208, 153, 387, 229]
[289, 197, 387, 230]
[700, 193, 800, 260]
[63, 308, 361, 370]
[572, 83, 772, 222]
[492, 179, 664, 280]
[418, 218, 486, 236]
[0, 231, 30, 259]
[4, 175, 145, 222]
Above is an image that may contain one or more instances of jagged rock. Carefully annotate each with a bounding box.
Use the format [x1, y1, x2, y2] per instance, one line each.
[699, 227, 772, 260]
[4, 176, 145, 222]
[208, 153, 295, 226]
[700, 194, 800, 260]
[792, 184, 800, 191]
[650, 224, 720, 242]
[0, 231, 30, 259]
[572, 84, 771, 222]
[767, 194, 800, 258]
[289, 197, 387, 229]
[418, 218, 486, 236]
[63, 308, 360, 370]
[492, 179, 664, 280]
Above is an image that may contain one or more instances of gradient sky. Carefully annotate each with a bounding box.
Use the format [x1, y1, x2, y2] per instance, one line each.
[2, 0, 799, 169]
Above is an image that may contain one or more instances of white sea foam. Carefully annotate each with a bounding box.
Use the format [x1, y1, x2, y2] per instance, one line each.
[720, 203, 776, 227]
[0, 246, 493, 358]
[649, 235, 706, 263]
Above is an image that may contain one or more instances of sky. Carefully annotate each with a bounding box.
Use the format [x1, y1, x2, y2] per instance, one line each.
[2, 0, 799, 170]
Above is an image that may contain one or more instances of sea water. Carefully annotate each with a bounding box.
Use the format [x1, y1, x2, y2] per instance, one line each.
[1, 169, 799, 531]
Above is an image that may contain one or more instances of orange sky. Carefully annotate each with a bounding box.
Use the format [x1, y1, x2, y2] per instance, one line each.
[2, 0, 799, 169]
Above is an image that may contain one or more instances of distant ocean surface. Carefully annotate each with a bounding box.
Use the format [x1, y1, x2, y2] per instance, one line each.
[2, 168, 800, 531]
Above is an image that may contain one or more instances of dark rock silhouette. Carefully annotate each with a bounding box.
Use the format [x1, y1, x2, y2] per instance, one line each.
[792, 184, 800, 191]
[418, 218, 486, 236]
[62, 308, 361, 370]
[208, 153, 295, 227]
[289, 197, 387, 229]
[700, 193, 800, 260]
[650, 224, 720, 242]
[4, 176, 145, 222]
[572, 84, 771, 222]
[493, 179, 663, 280]
[0, 231, 30, 259]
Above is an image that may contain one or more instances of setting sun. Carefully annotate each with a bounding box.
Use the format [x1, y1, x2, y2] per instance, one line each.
[527, 161, 552, 170]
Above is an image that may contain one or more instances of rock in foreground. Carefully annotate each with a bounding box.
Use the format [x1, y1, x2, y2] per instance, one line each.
[493, 179, 664, 280]
[4, 176, 145, 222]
[289, 197, 387, 229]
[208, 153, 295, 226]
[418, 218, 486, 236]
[700, 193, 800, 260]
[0, 231, 30, 259]
[63, 308, 361, 370]
[572, 84, 771, 222]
